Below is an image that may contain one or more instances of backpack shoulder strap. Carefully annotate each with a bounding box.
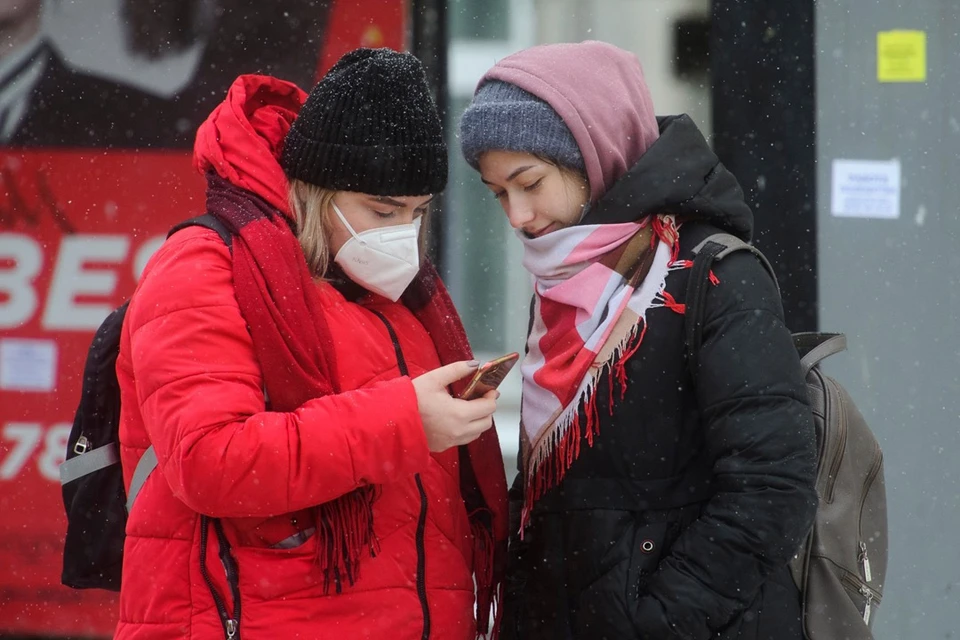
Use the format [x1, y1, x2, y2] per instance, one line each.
[794, 332, 847, 377]
[126, 445, 157, 513]
[168, 214, 233, 250]
[685, 233, 780, 380]
[691, 233, 780, 291]
[59, 443, 119, 485]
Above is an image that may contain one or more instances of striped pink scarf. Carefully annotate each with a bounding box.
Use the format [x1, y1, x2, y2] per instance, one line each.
[518, 214, 684, 527]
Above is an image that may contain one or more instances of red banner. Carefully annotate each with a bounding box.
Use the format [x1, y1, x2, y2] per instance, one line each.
[0, 151, 203, 636]
[317, 0, 408, 79]
[0, 1, 407, 636]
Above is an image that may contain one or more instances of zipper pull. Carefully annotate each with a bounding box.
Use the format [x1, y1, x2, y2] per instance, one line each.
[860, 585, 874, 625]
[859, 541, 873, 583]
[225, 619, 238, 639]
[74, 436, 89, 455]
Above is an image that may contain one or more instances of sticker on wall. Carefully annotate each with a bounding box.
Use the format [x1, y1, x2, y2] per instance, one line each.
[0, 338, 58, 392]
[877, 30, 927, 83]
[830, 159, 901, 219]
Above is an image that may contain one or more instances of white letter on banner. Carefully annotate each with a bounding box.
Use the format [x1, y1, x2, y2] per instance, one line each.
[0, 234, 42, 329]
[133, 235, 165, 281]
[43, 235, 129, 330]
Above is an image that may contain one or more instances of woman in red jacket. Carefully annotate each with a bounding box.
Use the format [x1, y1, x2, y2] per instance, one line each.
[115, 48, 508, 640]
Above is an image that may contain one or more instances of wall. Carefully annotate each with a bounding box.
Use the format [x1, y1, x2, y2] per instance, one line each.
[816, 1, 960, 636]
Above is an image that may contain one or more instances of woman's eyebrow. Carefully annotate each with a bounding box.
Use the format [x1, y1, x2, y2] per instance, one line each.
[373, 196, 406, 208]
[371, 196, 435, 208]
[480, 165, 535, 185]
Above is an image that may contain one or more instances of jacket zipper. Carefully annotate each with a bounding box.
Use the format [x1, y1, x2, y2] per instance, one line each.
[213, 519, 242, 635]
[415, 474, 431, 640]
[369, 308, 431, 639]
[199, 515, 241, 639]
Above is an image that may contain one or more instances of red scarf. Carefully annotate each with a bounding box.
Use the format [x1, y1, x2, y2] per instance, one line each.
[205, 174, 508, 637]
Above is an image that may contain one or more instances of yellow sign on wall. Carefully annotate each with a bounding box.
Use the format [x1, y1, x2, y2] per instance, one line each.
[877, 30, 927, 83]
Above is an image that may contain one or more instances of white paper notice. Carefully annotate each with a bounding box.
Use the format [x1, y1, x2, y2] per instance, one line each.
[831, 159, 901, 219]
[0, 338, 58, 392]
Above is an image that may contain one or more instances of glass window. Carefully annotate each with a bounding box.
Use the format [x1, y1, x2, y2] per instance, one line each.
[449, 0, 509, 40]
[443, 95, 509, 355]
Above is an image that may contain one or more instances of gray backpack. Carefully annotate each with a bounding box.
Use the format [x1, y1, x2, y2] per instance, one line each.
[685, 232, 888, 639]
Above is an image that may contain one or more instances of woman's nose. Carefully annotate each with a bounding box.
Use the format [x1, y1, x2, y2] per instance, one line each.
[506, 201, 535, 229]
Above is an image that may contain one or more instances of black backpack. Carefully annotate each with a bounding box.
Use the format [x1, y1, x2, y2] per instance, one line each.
[685, 232, 888, 639]
[59, 214, 231, 591]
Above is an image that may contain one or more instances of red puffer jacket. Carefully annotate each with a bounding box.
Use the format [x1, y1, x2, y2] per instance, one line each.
[114, 77, 491, 640]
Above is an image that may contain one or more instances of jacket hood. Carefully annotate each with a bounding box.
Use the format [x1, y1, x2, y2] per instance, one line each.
[193, 74, 307, 215]
[476, 41, 659, 202]
[581, 115, 755, 241]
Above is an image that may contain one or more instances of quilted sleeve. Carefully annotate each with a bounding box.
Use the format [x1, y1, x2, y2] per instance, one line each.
[633, 250, 819, 639]
[125, 228, 430, 518]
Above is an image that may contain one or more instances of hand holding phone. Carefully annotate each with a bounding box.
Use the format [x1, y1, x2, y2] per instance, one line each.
[459, 352, 520, 400]
[412, 360, 502, 452]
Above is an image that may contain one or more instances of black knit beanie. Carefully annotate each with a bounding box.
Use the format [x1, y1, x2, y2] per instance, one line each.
[281, 48, 448, 196]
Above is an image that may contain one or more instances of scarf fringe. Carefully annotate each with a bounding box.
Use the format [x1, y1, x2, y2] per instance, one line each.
[652, 215, 681, 264]
[471, 513, 502, 639]
[521, 318, 649, 530]
[316, 485, 381, 594]
[657, 290, 686, 315]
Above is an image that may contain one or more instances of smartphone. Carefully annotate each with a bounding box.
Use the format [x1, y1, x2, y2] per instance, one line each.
[459, 352, 520, 400]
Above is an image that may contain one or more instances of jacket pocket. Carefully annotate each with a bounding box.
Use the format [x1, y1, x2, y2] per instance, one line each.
[569, 520, 672, 640]
[233, 530, 323, 601]
[626, 521, 670, 601]
[840, 572, 882, 628]
[227, 509, 315, 548]
[571, 560, 635, 640]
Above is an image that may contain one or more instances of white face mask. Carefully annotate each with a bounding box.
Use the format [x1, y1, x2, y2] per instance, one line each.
[331, 201, 422, 302]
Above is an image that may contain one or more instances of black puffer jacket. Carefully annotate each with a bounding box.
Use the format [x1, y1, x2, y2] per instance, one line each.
[502, 116, 819, 640]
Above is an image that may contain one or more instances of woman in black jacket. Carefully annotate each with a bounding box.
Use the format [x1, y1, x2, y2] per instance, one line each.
[458, 40, 819, 640]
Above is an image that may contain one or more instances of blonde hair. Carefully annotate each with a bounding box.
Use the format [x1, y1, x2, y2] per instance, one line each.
[288, 180, 433, 279]
[288, 179, 337, 278]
